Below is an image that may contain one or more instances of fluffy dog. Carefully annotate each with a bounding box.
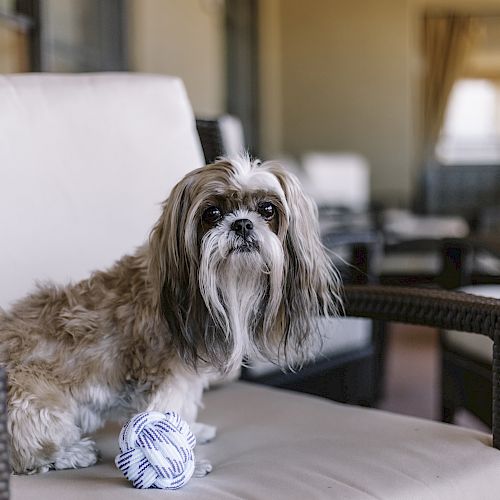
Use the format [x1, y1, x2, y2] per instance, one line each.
[0, 156, 340, 475]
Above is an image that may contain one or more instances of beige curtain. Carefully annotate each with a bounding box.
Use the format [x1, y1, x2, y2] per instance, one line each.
[0, 20, 29, 73]
[422, 14, 479, 160]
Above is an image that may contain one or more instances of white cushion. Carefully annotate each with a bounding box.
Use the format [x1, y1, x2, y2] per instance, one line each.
[302, 152, 370, 211]
[0, 73, 204, 309]
[443, 285, 498, 364]
[379, 251, 441, 275]
[11, 382, 500, 499]
[218, 115, 245, 157]
[247, 317, 371, 376]
[380, 249, 500, 278]
[383, 209, 469, 242]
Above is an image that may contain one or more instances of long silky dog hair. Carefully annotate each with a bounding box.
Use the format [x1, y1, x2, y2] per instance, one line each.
[149, 156, 341, 372]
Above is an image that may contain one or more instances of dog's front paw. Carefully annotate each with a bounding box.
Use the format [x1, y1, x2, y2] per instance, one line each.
[54, 438, 99, 470]
[26, 464, 51, 475]
[193, 458, 212, 477]
[192, 422, 217, 445]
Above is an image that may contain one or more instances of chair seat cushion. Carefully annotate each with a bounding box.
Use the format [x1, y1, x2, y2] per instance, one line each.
[11, 382, 500, 500]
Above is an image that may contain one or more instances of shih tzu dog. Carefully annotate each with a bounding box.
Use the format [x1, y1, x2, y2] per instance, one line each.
[0, 156, 340, 475]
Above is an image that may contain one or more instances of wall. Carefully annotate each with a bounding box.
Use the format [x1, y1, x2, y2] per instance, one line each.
[128, 0, 500, 203]
[259, 0, 500, 206]
[281, 0, 411, 205]
[258, 0, 283, 159]
[129, 0, 226, 117]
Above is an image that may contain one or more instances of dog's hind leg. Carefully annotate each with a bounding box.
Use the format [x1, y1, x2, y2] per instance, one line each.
[8, 377, 98, 474]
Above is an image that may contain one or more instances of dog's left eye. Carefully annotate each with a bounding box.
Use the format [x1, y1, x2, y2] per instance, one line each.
[202, 206, 222, 224]
[257, 202, 276, 220]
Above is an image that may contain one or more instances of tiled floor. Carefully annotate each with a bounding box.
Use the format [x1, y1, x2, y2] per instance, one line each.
[378, 323, 489, 432]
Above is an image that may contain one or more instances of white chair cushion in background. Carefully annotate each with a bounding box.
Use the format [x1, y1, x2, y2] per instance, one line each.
[218, 114, 246, 158]
[302, 152, 370, 211]
[247, 317, 371, 376]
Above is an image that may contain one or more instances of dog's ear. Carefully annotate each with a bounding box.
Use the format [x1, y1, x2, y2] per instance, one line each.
[265, 164, 341, 368]
[148, 176, 202, 365]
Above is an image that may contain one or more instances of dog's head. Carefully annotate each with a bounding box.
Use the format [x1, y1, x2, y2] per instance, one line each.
[149, 156, 341, 372]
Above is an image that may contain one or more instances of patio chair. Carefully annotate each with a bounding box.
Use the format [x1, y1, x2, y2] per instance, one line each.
[2, 73, 500, 499]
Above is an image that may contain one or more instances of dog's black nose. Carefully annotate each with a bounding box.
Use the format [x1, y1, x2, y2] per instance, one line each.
[231, 218, 254, 238]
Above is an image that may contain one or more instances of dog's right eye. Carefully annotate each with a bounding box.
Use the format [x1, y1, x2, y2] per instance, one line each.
[202, 206, 222, 224]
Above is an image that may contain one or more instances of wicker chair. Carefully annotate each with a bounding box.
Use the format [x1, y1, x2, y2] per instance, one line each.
[439, 236, 500, 428]
[418, 163, 500, 227]
[195, 118, 226, 165]
[4, 74, 500, 499]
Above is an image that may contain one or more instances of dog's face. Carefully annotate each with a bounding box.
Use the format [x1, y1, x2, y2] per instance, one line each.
[149, 157, 340, 372]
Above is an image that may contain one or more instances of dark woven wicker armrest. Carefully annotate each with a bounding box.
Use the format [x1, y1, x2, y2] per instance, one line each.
[0, 368, 8, 499]
[344, 284, 500, 449]
[344, 285, 500, 338]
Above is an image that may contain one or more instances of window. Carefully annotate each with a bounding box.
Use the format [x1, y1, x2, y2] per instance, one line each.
[436, 78, 500, 165]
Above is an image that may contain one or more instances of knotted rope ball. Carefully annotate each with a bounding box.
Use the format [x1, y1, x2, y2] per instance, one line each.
[115, 411, 196, 489]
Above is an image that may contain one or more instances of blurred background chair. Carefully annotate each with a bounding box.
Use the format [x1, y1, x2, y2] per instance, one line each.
[421, 146, 500, 429]
[301, 152, 370, 213]
[383, 162, 500, 289]
[418, 163, 500, 231]
[439, 236, 500, 429]
[380, 162, 500, 428]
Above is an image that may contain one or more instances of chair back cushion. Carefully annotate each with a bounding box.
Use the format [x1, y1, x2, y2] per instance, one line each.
[0, 73, 204, 308]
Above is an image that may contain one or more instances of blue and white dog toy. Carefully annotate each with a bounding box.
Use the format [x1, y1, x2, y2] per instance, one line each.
[115, 411, 196, 489]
